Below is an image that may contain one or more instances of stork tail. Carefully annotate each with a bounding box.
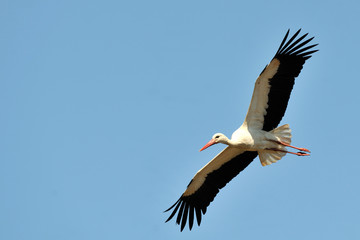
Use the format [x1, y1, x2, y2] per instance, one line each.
[259, 124, 292, 166]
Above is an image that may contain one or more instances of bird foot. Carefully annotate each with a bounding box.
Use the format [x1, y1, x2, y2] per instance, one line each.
[297, 148, 311, 153]
[296, 151, 310, 156]
[276, 140, 311, 153]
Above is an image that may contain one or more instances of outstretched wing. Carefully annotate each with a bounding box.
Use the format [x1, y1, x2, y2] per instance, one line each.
[244, 29, 318, 131]
[165, 148, 258, 231]
[165, 29, 318, 231]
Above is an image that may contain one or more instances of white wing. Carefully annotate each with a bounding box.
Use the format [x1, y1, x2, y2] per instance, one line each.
[243, 59, 280, 129]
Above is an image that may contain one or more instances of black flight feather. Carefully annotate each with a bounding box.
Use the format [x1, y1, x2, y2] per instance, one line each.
[165, 29, 318, 231]
[262, 29, 318, 131]
[165, 151, 257, 231]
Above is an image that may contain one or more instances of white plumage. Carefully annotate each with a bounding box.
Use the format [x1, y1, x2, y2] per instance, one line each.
[165, 29, 318, 231]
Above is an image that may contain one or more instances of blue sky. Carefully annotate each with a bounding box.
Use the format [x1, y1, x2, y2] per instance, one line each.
[1, 0, 360, 239]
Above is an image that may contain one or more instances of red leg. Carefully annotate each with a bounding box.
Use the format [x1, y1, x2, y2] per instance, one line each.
[276, 140, 311, 153]
[268, 148, 310, 156]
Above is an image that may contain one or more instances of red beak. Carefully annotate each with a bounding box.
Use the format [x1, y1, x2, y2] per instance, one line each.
[199, 139, 217, 152]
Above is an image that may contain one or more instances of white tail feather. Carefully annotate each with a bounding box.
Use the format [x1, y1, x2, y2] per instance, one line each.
[259, 124, 292, 166]
[271, 124, 292, 144]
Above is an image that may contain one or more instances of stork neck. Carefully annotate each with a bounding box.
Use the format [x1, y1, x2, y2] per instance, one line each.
[219, 136, 234, 146]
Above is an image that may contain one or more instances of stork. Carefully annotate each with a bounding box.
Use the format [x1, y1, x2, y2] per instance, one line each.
[165, 29, 318, 231]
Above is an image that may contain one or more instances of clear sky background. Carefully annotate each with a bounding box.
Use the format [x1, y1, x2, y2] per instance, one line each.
[1, 0, 360, 239]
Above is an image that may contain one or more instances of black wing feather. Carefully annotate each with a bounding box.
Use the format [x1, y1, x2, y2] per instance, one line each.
[287, 38, 314, 55]
[165, 199, 181, 222]
[195, 207, 202, 226]
[277, 29, 301, 54]
[188, 205, 194, 230]
[176, 201, 185, 225]
[165, 29, 318, 231]
[275, 29, 290, 55]
[282, 33, 308, 54]
[165, 151, 258, 231]
[181, 204, 189, 231]
[262, 29, 318, 131]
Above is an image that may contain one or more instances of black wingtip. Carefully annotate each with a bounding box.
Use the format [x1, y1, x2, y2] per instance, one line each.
[164, 198, 180, 212]
[195, 207, 202, 226]
[275, 28, 318, 59]
[180, 204, 189, 231]
[165, 151, 258, 231]
[188, 205, 194, 230]
[165, 196, 201, 231]
[176, 201, 185, 225]
[165, 198, 182, 223]
[276, 29, 290, 55]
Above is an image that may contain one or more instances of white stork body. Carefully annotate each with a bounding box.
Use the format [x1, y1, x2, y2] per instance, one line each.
[165, 29, 318, 231]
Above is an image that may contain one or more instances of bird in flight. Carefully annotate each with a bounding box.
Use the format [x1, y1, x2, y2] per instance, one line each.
[165, 29, 318, 231]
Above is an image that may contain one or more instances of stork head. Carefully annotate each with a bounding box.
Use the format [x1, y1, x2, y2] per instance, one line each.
[199, 133, 228, 151]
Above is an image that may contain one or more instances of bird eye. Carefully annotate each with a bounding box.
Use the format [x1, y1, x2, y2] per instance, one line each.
[215, 135, 220, 139]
